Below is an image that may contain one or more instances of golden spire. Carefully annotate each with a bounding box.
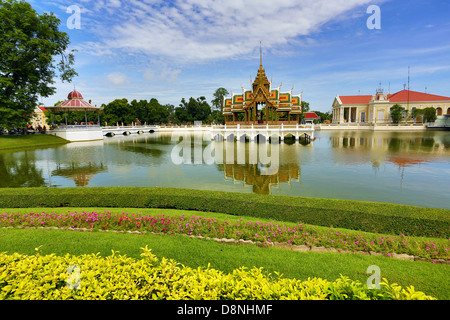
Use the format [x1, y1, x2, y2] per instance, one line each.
[260, 41, 263, 68]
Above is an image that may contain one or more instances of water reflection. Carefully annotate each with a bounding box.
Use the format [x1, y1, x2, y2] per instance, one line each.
[221, 162, 301, 194]
[52, 162, 107, 187]
[328, 131, 449, 168]
[0, 130, 448, 208]
[215, 141, 302, 194]
[330, 131, 448, 153]
[0, 151, 46, 187]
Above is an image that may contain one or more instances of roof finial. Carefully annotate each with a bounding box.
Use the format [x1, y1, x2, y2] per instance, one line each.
[260, 41, 262, 67]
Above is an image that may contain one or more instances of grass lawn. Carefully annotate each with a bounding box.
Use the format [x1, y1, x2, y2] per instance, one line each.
[0, 134, 68, 150]
[1, 207, 448, 300]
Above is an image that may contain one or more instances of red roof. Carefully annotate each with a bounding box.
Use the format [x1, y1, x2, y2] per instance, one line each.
[67, 89, 83, 100]
[304, 112, 320, 119]
[339, 95, 373, 104]
[388, 90, 450, 102]
[46, 89, 100, 112]
[57, 99, 97, 109]
[37, 106, 47, 112]
[337, 90, 450, 105]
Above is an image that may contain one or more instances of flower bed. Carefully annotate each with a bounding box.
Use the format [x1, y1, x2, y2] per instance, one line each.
[1, 209, 448, 262]
[0, 246, 435, 300]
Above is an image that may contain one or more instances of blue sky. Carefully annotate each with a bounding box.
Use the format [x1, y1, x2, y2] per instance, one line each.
[32, 0, 450, 112]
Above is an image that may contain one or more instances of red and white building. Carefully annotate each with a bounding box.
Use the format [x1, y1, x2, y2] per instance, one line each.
[332, 89, 450, 124]
[303, 112, 320, 124]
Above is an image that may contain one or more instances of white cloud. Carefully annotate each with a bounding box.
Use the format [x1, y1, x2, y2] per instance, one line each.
[106, 72, 128, 86]
[108, 0, 122, 8]
[144, 64, 181, 83]
[75, 0, 375, 64]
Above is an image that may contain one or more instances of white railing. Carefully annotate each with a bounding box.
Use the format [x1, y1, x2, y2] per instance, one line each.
[53, 125, 101, 131]
[212, 123, 314, 130]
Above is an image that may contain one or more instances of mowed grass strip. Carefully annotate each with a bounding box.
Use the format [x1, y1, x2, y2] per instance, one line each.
[0, 227, 448, 300]
[0, 134, 68, 150]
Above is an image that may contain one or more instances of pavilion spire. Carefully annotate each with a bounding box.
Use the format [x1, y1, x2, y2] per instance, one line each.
[259, 41, 263, 68]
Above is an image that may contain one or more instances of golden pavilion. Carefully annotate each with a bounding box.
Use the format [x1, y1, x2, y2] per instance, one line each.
[222, 48, 303, 125]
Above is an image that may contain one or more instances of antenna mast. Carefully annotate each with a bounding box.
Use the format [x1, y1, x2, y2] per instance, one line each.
[407, 66, 410, 110]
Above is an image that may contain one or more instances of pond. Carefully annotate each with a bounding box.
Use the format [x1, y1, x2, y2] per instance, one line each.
[0, 130, 449, 209]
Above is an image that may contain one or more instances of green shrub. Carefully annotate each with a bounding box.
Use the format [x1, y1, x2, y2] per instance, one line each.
[0, 247, 435, 300]
[0, 187, 448, 237]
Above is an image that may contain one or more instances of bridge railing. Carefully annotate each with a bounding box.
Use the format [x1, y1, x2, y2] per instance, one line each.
[52, 125, 101, 131]
[211, 123, 314, 130]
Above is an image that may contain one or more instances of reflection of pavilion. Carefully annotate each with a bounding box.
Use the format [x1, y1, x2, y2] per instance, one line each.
[222, 162, 301, 194]
[52, 162, 107, 186]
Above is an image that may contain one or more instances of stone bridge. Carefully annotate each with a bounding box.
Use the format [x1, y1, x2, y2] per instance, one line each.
[211, 124, 315, 142]
[102, 126, 158, 137]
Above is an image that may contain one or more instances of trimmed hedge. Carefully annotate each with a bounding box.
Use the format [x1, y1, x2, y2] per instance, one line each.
[0, 187, 448, 238]
[0, 247, 435, 300]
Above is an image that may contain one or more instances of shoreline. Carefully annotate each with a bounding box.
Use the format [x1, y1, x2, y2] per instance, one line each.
[0, 134, 68, 151]
[317, 123, 428, 131]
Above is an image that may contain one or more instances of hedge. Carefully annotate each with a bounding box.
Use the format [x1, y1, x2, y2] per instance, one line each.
[0, 247, 435, 300]
[0, 187, 448, 238]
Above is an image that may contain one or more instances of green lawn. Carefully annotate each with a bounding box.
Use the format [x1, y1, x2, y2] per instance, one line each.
[0, 186, 448, 300]
[0, 134, 68, 150]
[0, 206, 448, 300]
[0, 227, 447, 299]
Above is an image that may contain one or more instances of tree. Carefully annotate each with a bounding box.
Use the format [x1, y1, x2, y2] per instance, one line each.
[411, 108, 424, 123]
[103, 99, 133, 125]
[301, 101, 310, 113]
[390, 104, 404, 124]
[211, 88, 229, 111]
[165, 104, 175, 123]
[0, 0, 77, 129]
[147, 98, 170, 124]
[312, 110, 332, 123]
[422, 107, 437, 123]
[298, 100, 311, 123]
[175, 96, 211, 124]
[210, 109, 225, 124]
[130, 99, 149, 123]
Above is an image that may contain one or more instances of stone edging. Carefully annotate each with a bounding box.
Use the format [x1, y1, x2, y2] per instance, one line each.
[3, 226, 449, 265]
[202, 236, 449, 265]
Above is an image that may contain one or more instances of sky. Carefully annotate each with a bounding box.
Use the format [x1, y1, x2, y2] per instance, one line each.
[31, 0, 450, 112]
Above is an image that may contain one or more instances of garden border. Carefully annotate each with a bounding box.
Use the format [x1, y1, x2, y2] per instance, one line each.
[4, 225, 447, 265]
[0, 187, 448, 238]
